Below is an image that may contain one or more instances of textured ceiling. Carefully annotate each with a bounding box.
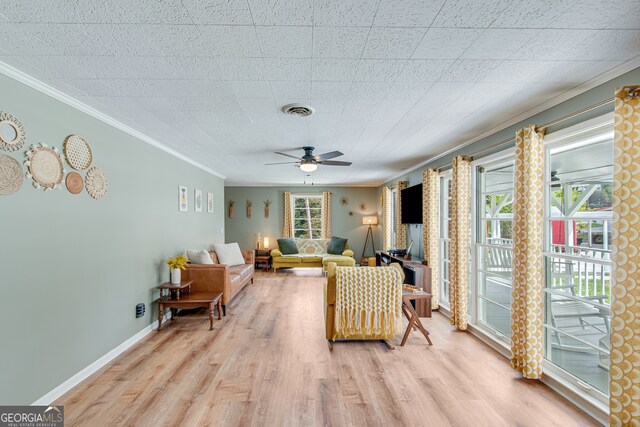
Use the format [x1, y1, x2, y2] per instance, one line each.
[0, 0, 639, 186]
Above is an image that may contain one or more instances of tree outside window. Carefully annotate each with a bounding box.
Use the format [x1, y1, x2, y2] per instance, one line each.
[292, 195, 323, 239]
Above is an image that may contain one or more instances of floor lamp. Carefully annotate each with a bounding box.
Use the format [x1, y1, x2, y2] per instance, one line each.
[361, 216, 378, 265]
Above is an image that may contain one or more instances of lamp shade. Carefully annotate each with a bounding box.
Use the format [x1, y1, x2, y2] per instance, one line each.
[263, 237, 270, 249]
[362, 216, 378, 225]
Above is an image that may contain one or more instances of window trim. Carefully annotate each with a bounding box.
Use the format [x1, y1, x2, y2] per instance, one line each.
[438, 170, 452, 310]
[291, 193, 324, 240]
[541, 112, 613, 406]
[471, 152, 516, 341]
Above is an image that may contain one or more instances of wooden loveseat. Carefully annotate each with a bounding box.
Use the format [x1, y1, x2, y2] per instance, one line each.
[181, 250, 254, 315]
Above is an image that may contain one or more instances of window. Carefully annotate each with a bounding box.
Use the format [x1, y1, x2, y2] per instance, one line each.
[439, 173, 452, 308]
[476, 161, 514, 342]
[543, 129, 613, 397]
[292, 194, 323, 239]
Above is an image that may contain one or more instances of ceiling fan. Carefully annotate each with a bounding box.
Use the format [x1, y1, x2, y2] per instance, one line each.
[265, 146, 352, 172]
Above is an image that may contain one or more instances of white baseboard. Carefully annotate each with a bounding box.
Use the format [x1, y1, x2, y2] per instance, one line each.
[32, 313, 170, 406]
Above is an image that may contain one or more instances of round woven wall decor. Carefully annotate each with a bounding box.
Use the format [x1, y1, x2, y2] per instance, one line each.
[63, 134, 93, 170]
[0, 112, 26, 152]
[25, 144, 65, 190]
[85, 167, 108, 199]
[65, 172, 84, 194]
[0, 154, 24, 195]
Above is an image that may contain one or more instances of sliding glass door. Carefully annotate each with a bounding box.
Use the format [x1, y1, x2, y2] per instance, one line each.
[475, 160, 514, 342]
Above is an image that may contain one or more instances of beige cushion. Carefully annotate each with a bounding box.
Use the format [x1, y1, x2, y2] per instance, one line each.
[186, 249, 214, 264]
[213, 243, 245, 266]
[296, 239, 329, 255]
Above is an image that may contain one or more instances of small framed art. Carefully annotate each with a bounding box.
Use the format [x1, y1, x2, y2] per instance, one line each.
[179, 186, 188, 212]
[195, 189, 203, 212]
[207, 192, 214, 213]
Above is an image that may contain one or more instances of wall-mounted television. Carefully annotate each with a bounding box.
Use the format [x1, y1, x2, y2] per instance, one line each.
[401, 183, 422, 224]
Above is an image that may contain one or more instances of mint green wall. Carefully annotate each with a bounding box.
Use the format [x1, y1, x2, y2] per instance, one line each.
[224, 186, 381, 260]
[0, 73, 225, 404]
[382, 66, 640, 259]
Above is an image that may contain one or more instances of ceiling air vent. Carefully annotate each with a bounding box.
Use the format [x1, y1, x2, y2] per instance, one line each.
[281, 103, 314, 117]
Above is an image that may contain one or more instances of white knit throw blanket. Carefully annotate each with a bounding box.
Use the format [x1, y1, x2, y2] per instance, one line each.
[334, 266, 402, 338]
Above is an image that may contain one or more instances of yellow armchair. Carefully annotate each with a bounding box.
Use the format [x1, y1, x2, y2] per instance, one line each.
[324, 262, 404, 349]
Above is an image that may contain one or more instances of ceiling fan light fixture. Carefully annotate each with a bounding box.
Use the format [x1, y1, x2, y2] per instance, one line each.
[300, 162, 317, 172]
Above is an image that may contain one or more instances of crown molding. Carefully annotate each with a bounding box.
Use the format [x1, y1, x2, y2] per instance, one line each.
[0, 60, 225, 180]
[224, 181, 379, 188]
[384, 56, 640, 185]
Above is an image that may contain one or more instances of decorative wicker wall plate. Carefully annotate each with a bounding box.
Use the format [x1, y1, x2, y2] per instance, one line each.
[25, 144, 65, 190]
[63, 135, 93, 170]
[65, 172, 84, 194]
[85, 167, 108, 199]
[0, 154, 23, 195]
[0, 112, 26, 152]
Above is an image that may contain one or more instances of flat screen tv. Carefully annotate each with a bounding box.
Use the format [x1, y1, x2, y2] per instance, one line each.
[401, 183, 422, 224]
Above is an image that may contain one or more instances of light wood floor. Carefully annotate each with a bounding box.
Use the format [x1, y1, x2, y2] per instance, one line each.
[58, 269, 597, 426]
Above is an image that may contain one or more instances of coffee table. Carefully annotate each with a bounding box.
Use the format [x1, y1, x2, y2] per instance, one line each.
[156, 282, 223, 331]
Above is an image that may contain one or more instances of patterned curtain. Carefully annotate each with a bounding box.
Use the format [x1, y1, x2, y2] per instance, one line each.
[321, 192, 332, 239]
[395, 181, 408, 248]
[422, 169, 440, 309]
[282, 192, 293, 238]
[383, 187, 392, 251]
[449, 157, 471, 330]
[510, 125, 545, 379]
[610, 86, 640, 426]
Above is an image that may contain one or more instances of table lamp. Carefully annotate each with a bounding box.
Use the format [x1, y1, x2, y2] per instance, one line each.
[263, 237, 270, 249]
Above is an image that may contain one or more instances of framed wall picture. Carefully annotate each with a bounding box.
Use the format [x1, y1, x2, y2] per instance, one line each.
[195, 189, 203, 212]
[179, 186, 188, 212]
[207, 192, 214, 213]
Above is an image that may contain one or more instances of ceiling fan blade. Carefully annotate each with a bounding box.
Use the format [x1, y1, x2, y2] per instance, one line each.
[317, 160, 352, 166]
[274, 151, 302, 160]
[264, 161, 300, 165]
[314, 151, 343, 161]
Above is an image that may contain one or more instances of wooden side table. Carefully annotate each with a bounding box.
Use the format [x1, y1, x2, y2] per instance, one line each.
[255, 250, 272, 271]
[157, 280, 192, 300]
[400, 291, 433, 346]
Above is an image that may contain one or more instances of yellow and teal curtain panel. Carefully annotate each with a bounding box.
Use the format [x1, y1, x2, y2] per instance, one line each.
[395, 181, 408, 248]
[510, 125, 545, 379]
[449, 157, 470, 330]
[321, 192, 331, 239]
[422, 169, 440, 309]
[282, 192, 293, 238]
[610, 86, 640, 426]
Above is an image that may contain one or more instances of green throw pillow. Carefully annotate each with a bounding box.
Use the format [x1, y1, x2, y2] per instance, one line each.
[328, 236, 348, 255]
[277, 238, 298, 255]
